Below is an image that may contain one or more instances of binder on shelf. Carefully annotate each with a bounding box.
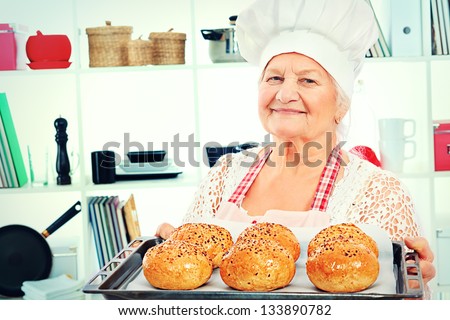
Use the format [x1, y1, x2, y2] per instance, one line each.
[123, 194, 141, 242]
[437, 0, 449, 55]
[377, 36, 391, 58]
[0, 151, 7, 187]
[88, 194, 141, 268]
[440, 0, 450, 54]
[390, 0, 423, 57]
[115, 200, 128, 248]
[0, 93, 28, 187]
[431, 0, 444, 55]
[0, 119, 15, 187]
[365, 0, 391, 57]
[108, 195, 124, 252]
[98, 196, 114, 262]
[373, 39, 385, 57]
[88, 197, 105, 268]
[105, 196, 123, 256]
[93, 196, 110, 265]
[104, 196, 119, 255]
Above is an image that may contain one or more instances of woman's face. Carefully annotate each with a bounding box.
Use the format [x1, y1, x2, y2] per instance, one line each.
[258, 53, 342, 143]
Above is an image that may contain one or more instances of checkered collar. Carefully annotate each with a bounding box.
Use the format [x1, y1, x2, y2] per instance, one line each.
[228, 145, 343, 212]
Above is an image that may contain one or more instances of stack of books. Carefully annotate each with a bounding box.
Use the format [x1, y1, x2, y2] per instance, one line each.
[88, 193, 141, 268]
[0, 93, 28, 188]
[431, 0, 450, 55]
[365, 0, 391, 58]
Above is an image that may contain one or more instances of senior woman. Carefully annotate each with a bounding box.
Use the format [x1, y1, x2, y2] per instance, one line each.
[156, 0, 435, 294]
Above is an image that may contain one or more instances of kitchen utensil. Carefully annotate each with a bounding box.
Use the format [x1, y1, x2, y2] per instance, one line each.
[201, 15, 246, 63]
[91, 151, 116, 184]
[0, 201, 82, 297]
[205, 142, 259, 167]
[27, 61, 71, 70]
[83, 237, 423, 300]
[26, 30, 71, 62]
[379, 139, 416, 173]
[115, 166, 182, 181]
[55, 117, 71, 185]
[119, 158, 173, 173]
[127, 150, 166, 163]
[378, 118, 416, 140]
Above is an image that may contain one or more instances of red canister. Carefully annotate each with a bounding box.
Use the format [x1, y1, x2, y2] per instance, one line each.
[433, 120, 450, 171]
[26, 30, 71, 61]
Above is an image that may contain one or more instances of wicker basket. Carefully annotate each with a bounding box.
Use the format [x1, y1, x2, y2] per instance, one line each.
[128, 36, 153, 66]
[149, 29, 186, 65]
[86, 21, 132, 67]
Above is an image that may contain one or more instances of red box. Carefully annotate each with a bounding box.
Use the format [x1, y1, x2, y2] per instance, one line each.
[433, 120, 450, 171]
[0, 23, 28, 70]
[0, 24, 16, 70]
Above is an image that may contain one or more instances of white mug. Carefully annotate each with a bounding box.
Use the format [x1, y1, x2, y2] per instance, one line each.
[379, 139, 416, 173]
[378, 118, 416, 140]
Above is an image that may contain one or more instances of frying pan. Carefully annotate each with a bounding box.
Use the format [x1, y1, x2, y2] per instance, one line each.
[0, 200, 81, 297]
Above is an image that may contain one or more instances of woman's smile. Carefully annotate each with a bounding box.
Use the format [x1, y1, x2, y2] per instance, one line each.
[271, 107, 306, 115]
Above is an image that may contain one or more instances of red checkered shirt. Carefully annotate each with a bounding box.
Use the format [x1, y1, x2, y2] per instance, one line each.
[310, 145, 342, 211]
[228, 145, 342, 212]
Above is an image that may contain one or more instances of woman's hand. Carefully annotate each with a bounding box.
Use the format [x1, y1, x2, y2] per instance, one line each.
[155, 222, 175, 239]
[404, 237, 436, 286]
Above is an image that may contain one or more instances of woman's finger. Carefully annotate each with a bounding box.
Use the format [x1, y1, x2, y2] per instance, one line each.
[155, 223, 175, 239]
[404, 237, 434, 262]
[419, 260, 436, 285]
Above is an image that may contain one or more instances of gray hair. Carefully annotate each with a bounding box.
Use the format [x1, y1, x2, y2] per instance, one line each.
[333, 78, 352, 141]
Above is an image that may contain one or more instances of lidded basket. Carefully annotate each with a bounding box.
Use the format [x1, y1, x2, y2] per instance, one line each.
[149, 28, 186, 65]
[86, 21, 132, 67]
[128, 36, 153, 66]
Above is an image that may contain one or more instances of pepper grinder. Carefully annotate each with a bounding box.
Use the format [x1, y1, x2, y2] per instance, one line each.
[54, 116, 71, 185]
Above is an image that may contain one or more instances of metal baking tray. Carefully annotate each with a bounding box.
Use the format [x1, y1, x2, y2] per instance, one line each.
[83, 237, 424, 300]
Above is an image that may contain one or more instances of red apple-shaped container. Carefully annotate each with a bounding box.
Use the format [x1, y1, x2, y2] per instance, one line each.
[26, 30, 72, 69]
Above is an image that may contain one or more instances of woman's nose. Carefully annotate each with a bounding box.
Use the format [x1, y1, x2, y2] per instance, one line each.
[275, 80, 300, 103]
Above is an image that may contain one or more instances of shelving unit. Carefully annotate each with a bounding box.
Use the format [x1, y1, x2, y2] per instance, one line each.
[0, 0, 449, 299]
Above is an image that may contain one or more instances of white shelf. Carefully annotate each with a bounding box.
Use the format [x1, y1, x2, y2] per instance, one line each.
[84, 171, 201, 192]
[78, 64, 195, 74]
[432, 171, 450, 178]
[0, 183, 82, 195]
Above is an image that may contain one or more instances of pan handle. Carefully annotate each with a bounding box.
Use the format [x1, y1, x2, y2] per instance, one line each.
[41, 201, 82, 238]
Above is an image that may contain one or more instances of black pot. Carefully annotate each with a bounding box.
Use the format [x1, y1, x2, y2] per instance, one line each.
[200, 15, 245, 63]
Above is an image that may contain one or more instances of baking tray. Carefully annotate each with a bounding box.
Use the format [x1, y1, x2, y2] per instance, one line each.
[83, 237, 424, 300]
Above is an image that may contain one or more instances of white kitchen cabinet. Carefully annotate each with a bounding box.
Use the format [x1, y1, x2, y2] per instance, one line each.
[0, 0, 449, 299]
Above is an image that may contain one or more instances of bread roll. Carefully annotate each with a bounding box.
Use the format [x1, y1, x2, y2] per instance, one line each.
[169, 222, 234, 268]
[220, 238, 296, 292]
[306, 242, 379, 293]
[307, 223, 379, 257]
[142, 239, 213, 290]
[236, 222, 300, 262]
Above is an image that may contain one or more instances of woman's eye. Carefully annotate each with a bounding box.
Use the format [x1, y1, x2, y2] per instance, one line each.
[266, 76, 284, 83]
[301, 78, 317, 85]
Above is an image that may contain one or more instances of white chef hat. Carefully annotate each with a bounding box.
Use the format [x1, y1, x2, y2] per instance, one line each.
[235, 0, 378, 98]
